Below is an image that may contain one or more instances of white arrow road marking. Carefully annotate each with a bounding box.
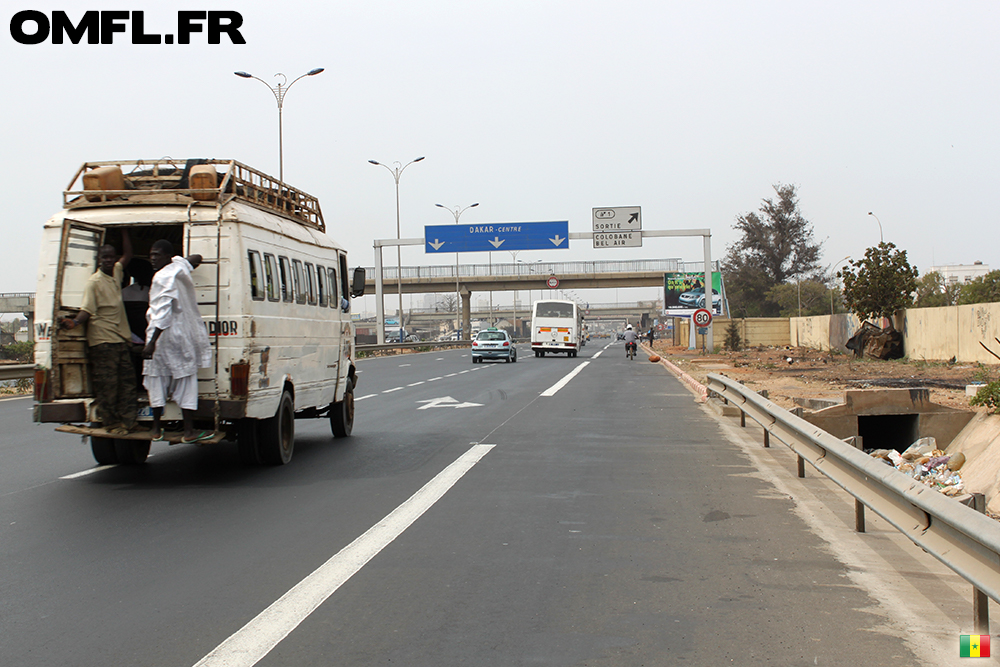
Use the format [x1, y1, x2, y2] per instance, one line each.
[428, 239, 446, 250]
[488, 236, 505, 248]
[549, 234, 565, 246]
[191, 444, 495, 667]
[417, 396, 484, 409]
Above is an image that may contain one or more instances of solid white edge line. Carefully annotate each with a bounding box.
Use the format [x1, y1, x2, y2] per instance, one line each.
[540, 361, 590, 397]
[60, 464, 117, 479]
[0, 394, 32, 403]
[355, 394, 377, 401]
[192, 443, 496, 667]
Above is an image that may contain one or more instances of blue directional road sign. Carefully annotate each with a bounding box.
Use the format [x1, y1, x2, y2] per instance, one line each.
[424, 221, 569, 253]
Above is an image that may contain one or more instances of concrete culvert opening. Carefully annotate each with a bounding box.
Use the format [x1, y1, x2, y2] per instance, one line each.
[858, 414, 919, 452]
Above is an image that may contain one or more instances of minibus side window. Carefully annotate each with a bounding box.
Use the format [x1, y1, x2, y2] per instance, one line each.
[264, 254, 279, 302]
[339, 254, 350, 312]
[305, 263, 317, 305]
[292, 259, 305, 304]
[328, 266, 339, 308]
[278, 256, 292, 303]
[248, 250, 264, 301]
[316, 264, 327, 307]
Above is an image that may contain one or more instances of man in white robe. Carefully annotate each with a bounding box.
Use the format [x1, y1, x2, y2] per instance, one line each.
[143, 239, 212, 443]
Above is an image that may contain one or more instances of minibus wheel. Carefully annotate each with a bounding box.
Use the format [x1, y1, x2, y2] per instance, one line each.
[91, 435, 119, 465]
[259, 390, 295, 465]
[115, 440, 150, 464]
[331, 378, 354, 438]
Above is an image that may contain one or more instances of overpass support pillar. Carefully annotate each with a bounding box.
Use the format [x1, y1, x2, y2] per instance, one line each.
[461, 290, 471, 340]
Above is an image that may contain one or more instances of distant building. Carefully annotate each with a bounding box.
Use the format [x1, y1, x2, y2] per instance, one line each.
[927, 261, 992, 286]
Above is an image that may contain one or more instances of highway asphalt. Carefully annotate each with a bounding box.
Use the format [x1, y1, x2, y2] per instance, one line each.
[0, 342, 978, 665]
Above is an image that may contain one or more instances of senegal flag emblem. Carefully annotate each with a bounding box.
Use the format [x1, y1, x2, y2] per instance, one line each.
[961, 634, 990, 657]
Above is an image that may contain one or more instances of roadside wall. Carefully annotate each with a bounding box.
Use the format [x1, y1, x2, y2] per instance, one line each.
[677, 317, 791, 348]
[791, 301, 1000, 363]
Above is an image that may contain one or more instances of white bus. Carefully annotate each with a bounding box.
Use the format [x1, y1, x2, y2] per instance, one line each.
[32, 159, 365, 466]
[530, 299, 583, 357]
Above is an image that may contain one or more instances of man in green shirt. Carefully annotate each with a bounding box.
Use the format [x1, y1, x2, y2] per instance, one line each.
[60, 231, 137, 436]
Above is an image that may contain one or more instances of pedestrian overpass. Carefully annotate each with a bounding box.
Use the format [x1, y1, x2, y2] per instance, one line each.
[362, 258, 714, 342]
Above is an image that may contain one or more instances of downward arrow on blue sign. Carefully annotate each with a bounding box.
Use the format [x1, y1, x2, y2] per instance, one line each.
[424, 221, 570, 253]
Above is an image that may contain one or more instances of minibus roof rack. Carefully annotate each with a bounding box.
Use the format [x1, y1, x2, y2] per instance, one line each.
[63, 158, 325, 232]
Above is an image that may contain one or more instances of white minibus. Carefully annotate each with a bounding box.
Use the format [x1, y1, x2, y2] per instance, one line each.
[530, 299, 583, 357]
[33, 159, 365, 466]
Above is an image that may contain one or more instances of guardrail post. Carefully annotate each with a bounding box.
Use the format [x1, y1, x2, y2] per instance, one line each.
[740, 410, 746, 428]
[763, 429, 770, 448]
[797, 455, 805, 478]
[850, 436, 865, 532]
[972, 492, 990, 635]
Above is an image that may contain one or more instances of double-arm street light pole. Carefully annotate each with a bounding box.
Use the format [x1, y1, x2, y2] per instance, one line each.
[234, 68, 324, 183]
[436, 202, 479, 338]
[370, 157, 425, 343]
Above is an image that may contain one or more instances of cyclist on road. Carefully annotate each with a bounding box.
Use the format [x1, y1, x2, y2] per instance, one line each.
[623, 324, 638, 358]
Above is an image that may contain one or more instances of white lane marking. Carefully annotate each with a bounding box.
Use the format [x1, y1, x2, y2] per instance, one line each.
[407, 381, 425, 387]
[445, 373, 458, 377]
[541, 361, 590, 397]
[398, 364, 411, 367]
[355, 394, 377, 401]
[435, 358, 444, 360]
[0, 395, 32, 403]
[60, 465, 117, 479]
[428, 377, 443, 382]
[382, 387, 403, 394]
[458, 370, 470, 374]
[191, 444, 496, 667]
[593, 350, 603, 359]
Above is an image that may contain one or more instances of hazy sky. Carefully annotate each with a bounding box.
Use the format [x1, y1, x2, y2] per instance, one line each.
[3, 1, 997, 312]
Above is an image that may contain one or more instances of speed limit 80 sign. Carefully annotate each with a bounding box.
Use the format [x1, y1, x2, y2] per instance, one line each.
[693, 308, 713, 327]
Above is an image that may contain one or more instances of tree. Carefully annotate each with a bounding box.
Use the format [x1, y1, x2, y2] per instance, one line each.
[436, 294, 458, 313]
[913, 271, 961, 308]
[722, 184, 824, 317]
[957, 269, 1000, 305]
[767, 279, 835, 317]
[838, 242, 918, 328]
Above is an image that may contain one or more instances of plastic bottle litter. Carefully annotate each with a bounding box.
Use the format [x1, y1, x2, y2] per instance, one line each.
[867, 437, 965, 497]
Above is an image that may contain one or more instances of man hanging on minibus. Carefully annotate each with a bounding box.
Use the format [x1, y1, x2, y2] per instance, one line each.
[142, 240, 213, 443]
[59, 231, 137, 436]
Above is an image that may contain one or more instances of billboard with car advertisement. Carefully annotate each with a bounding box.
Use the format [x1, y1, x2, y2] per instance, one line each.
[663, 271, 726, 316]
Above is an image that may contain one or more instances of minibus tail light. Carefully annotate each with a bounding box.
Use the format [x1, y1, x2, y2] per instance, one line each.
[34, 368, 51, 402]
[230, 362, 250, 397]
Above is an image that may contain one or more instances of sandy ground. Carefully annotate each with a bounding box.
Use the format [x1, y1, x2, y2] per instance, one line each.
[649, 341, 985, 412]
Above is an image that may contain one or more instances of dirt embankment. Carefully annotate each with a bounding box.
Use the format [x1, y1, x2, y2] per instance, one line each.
[649, 342, 984, 412]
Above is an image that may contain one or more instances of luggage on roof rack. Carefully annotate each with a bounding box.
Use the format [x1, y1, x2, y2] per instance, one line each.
[64, 158, 325, 232]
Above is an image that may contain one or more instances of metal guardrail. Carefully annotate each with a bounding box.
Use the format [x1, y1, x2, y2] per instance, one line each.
[357, 338, 534, 354]
[357, 340, 472, 354]
[706, 372, 1000, 611]
[0, 364, 34, 381]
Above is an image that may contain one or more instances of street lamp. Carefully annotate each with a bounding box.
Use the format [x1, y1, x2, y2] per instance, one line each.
[830, 255, 852, 314]
[436, 202, 479, 339]
[517, 259, 543, 324]
[370, 157, 425, 343]
[234, 67, 324, 183]
[867, 212, 884, 244]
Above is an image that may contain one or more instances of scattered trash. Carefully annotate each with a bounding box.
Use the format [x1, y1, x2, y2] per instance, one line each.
[867, 436, 965, 497]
